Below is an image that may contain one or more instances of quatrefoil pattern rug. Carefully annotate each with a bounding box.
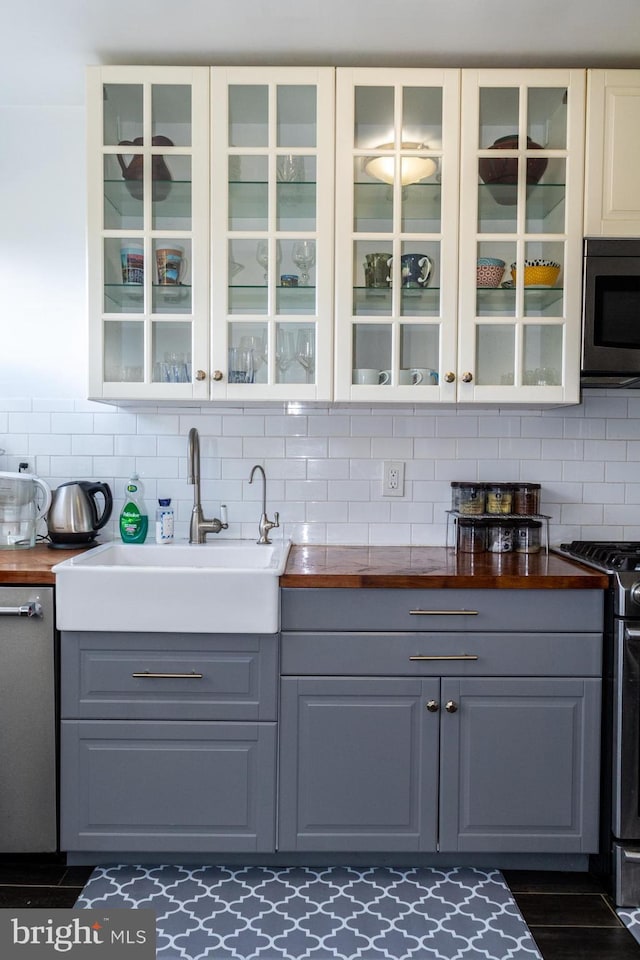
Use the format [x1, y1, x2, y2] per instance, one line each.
[77, 864, 542, 960]
[618, 906, 640, 946]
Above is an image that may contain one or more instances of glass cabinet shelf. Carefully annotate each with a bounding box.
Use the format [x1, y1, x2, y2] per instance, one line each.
[104, 180, 192, 218]
[476, 287, 564, 310]
[354, 182, 442, 224]
[228, 285, 316, 312]
[104, 284, 192, 309]
[478, 183, 565, 221]
[353, 287, 440, 311]
[228, 181, 316, 218]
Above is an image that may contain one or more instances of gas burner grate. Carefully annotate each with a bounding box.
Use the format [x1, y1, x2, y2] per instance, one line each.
[560, 541, 640, 572]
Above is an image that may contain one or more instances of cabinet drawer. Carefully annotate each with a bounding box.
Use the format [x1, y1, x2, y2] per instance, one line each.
[61, 632, 277, 720]
[61, 720, 276, 853]
[282, 588, 604, 633]
[281, 632, 602, 677]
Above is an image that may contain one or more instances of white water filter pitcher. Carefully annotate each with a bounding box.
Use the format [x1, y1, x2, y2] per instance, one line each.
[0, 471, 52, 549]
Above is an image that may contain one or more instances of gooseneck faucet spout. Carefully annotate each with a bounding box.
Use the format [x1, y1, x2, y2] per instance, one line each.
[187, 427, 228, 543]
[249, 464, 280, 544]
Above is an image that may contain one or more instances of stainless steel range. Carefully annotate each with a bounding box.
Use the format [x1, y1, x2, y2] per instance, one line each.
[557, 541, 640, 906]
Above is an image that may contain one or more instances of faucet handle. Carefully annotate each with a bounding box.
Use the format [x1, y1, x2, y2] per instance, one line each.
[273, 511, 280, 529]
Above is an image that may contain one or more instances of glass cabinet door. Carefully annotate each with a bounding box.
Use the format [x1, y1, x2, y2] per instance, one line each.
[458, 69, 585, 402]
[335, 69, 461, 401]
[87, 66, 210, 400]
[210, 67, 335, 399]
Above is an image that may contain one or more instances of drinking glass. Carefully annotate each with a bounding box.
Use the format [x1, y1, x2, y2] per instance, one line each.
[256, 241, 269, 283]
[240, 334, 267, 374]
[276, 328, 295, 377]
[228, 346, 255, 384]
[295, 327, 315, 383]
[292, 240, 316, 287]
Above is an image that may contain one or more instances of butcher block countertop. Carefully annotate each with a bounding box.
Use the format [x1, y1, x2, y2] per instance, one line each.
[280, 544, 610, 589]
[0, 542, 609, 590]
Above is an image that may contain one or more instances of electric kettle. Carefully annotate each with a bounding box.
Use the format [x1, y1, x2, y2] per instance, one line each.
[47, 481, 113, 548]
[0, 471, 52, 550]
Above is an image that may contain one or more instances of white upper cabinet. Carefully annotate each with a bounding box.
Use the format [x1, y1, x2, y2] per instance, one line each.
[585, 70, 640, 237]
[458, 69, 586, 405]
[334, 68, 461, 402]
[87, 65, 586, 405]
[210, 67, 335, 401]
[87, 65, 211, 401]
[87, 65, 334, 402]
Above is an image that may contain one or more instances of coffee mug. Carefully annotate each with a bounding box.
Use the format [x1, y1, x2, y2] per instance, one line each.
[228, 346, 255, 384]
[390, 253, 433, 288]
[120, 242, 144, 285]
[378, 370, 391, 385]
[364, 253, 392, 288]
[399, 369, 425, 384]
[352, 368, 380, 385]
[156, 247, 188, 285]
[410, 367, 439, 385]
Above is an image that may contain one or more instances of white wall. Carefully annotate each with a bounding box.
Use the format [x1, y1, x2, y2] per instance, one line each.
[2, 100, 640, 547]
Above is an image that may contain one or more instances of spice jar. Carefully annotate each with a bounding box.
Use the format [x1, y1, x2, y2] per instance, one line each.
[514, 520, 542, 554]
[457, 518, 487, 554]
[451, 482, 486, 515]
[487, 520, 516, 553]
[485, 483, 514, 514]
[512, 483, 541, 515]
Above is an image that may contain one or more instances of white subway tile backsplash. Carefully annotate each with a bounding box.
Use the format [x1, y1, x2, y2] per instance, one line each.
[4, 389, 640, 546]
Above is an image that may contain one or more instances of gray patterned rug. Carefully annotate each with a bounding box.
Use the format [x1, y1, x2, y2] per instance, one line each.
[76, 864, 542, 959]
[618, 906, 640, 946]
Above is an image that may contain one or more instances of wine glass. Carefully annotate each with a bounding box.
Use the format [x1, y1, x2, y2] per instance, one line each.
[240, 333, 267, 376]
[276, 327, 295, 379]
[256, 241, 269, 283]
[292, 240, 316, 287]
[295, 327, 315, 383]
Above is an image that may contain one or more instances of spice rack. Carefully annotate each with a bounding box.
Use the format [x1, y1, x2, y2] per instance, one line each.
[446, 482, 550, 556]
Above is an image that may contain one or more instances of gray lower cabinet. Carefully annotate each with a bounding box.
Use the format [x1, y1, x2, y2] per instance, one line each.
[60, 631, 278, 853]
[278, 587, 604, 855]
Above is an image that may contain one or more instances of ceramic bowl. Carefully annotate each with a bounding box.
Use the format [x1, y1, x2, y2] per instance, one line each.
[510, 259, 561, 287]
[476, 258, 505, 287]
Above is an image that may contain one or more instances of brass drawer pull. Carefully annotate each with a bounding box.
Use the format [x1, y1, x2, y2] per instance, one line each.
[409, 655, 479, 661]
[131, 671, 204, 679]
[409, 609, 479, 616]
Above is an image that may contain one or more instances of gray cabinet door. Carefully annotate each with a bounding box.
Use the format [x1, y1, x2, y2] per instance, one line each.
[61, 720, 276, 853]
[278, 677, 440, 851]
[438, 677, 602, 853]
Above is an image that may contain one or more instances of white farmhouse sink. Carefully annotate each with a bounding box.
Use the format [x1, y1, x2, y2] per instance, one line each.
[52, 539, 292, 634]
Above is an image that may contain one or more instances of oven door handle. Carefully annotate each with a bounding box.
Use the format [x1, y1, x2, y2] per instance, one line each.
[623, 850, 640, 862]
[625, 628, 640, 640]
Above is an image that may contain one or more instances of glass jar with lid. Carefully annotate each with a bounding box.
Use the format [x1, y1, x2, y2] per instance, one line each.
[487, 519, 516, 553]
[485, 483, 514, 514]
[512, 483, 541, 515]
[457, 518, 487, 553]
[514, 519, 542, 553]
[451, 482, 486, 515]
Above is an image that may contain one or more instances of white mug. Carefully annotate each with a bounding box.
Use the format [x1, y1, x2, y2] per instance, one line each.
[410, 367, 438, 385]
[353, 368, 380, 385]
[399, 369, 421, 384]
[378, 370, 391, 385]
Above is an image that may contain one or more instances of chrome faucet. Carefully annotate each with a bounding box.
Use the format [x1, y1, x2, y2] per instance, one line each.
[249, 464, 280, 544]
[187, 427, 228, 543]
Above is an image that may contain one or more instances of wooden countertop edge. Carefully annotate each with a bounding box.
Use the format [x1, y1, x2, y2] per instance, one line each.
[279, 572, 610, 589]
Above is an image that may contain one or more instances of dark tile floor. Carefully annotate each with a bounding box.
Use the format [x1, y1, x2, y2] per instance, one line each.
[505, 870, 640, 959]
[1, 861, 639, 959]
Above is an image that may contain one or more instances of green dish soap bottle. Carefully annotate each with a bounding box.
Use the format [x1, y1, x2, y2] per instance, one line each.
[119, 475, 149, 543]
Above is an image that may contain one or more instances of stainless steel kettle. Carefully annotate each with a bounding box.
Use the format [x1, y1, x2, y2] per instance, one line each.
[47, 481, 113, 547]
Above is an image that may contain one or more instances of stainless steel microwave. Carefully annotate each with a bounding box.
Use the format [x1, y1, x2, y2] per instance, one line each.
[582, 237, 640, 387]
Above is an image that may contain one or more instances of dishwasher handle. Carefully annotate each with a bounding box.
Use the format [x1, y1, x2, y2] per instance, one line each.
[0, 602, 43, 618]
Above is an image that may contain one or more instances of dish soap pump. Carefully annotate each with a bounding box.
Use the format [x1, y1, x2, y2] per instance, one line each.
[155, 498, 174, 544]
[119, 475, 149, 543]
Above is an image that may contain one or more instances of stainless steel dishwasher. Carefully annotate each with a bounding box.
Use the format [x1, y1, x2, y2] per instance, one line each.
[0, 585, 57, 851]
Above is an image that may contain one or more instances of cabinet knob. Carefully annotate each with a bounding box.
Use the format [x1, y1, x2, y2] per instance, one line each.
[461, 372, 473, 383]
[445, 700, 458, 713]
[444, 372, 456, 383]
[426, 700, 439, 713]
[195, 369, 208, 381]
[212, 370, 224, 381]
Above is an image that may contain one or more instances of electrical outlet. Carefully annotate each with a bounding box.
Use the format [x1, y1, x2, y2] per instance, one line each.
[383, 460, 405, 497]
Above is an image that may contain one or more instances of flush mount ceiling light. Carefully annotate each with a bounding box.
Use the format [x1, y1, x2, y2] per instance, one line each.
[364, 142, 438, 186]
